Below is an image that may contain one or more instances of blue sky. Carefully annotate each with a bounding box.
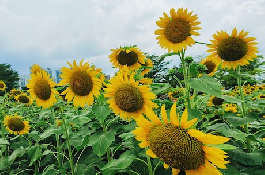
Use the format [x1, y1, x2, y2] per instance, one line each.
[0, 0, 264, 77]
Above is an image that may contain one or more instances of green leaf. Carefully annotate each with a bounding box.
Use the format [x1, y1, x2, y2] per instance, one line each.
[224, 113, 258, 127]
[222, 95, 242, 103]
[39, 127, 60, 140]
[8, 147, 26, 163]
[28, 145, 42, 166]
[219, 165, 240, 175]
[92, 105, 111, 123]
[228, 149, 265, 166]
[89, 131, 115, 156]
[42, 164, 57, 175]
[0, 138, 9, 145]
[0, 157, 9, 171]
[188, 109, 202, 121]
[210, 144, 237, 151]
[72, 116, 92, 126]
[189, 75, 222, 98]
[222, 129, 248, 141]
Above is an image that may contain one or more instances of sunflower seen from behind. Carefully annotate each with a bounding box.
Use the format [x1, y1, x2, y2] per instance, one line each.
[109, 46, 145, 71]
[133, 103, 230, 175]
[27, 71, 58, 108]
[155, 8, 201, 53]
[104, 71, 156, 121]
[58, 59, 102, 107]
[207, 28, 258, 70]
[30, 64, 46, 75]
[4, 113, 30, 135]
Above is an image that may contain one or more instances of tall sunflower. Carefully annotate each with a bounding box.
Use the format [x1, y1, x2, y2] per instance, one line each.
[3, 113, 30, 135]
[154, 8, 201, 53]
[58, 59, 102, 107]
[27, 71, 58, 108]
[207, 28, 258, 70]
[30, 64, 45, 75]
[15, 93, 33, 105]
[104, 72, 156, 121]
[133, 103, 230, 175]
[200, 58, 217, 76]
[0, 80, 6, 91]
[109, 46, 145, 71]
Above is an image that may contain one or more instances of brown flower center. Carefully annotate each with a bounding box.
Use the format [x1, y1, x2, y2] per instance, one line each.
[204, 61, 216, 74]
[212, 97, 224, 106]
[117, 50, 138, 66]
[0, 82, 4, 88]
[148, 124, 205, 170]
[34, 79, 51, 100]
[70, 71, 93, 96]
[18, 95, 30, 103]
[217, 37, 248, 61]
[8, 117, 25, 131]
[114, 85, 144, 112]
[164, 18, 191, 43]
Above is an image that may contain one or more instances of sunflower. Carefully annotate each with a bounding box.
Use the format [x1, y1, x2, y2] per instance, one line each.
[3, 113, 30, 135]
[27, 71, 58, 108]
[15, 93, 33, 105]
[0, 80, 6, 91]
[104, 71, 156, 121]
[133, 103, 230, 174]
[9, 89, 22, 97]
[139, 78, 153, 85]
[258, 94, 265, 99]
[207, 28, 258, 70]
[58, 59, 102, 107]
[30, 64, 45, 75]
[208, 96, 224, 107]
[109, 46, 146, 71]
[199, 58, 217, 76]
[141, 59, 153, 76]
[224, 104, 237, 113]
[154, 8, 201, 53]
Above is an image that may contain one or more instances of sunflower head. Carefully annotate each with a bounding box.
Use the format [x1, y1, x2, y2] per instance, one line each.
[30, 64, 45, 75]
[104, 71, 156, 121]
[0, 80, 6, 91]
[224, 103, 237, 113]
[133, 103, 230, 174]
[15, 93, 33, 105]
[154, 8, 201, 53]
[208, 96, 224, 106]
[109, 46, 146, 71]
[3, 113, 30, 135]
[207, 28, 259, 70]
[27, 71, 58, 108]
[258, 94, 265, 99]
[58, 59, 102, 107]
[199, 58, 217, 76]
[9, 89, 22, 98]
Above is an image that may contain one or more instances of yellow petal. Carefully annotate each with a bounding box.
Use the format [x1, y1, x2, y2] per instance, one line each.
[161, 104, 168, 124]
[187, 129, 230, 144]
[146, 149, 157, 158]
[180, 108, 188, 127]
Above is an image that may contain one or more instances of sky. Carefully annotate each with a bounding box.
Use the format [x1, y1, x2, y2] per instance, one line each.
[0, 0, 264, 77]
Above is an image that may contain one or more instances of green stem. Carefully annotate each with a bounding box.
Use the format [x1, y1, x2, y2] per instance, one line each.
[237, 66, 251, 152]
[103, 123, 111, 162]
[146, 155, 153, 175]
[61, 111, 75, 175]
[51, 108, 62, 168]
[180, 49, 191, 110]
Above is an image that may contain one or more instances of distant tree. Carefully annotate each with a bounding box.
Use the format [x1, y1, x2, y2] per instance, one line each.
[0, 63, 19, 94]
[144, 53, 171, 83]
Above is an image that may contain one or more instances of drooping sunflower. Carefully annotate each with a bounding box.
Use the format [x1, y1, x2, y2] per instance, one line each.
[27, 71, 58, 108]
[58, 59, 102, 107]
[207, 28, 259, 70]
[3, 113, 30, 135]
[133, 103, 230, 175]
[104, 72, 156, 121]
[0, 80, 6, 91]
[199, 58, 217, 76]
[141, 59, 153, 76]
[109, 46, 146, 71]
[9, 89, 22, 98]
[15, 93, 33, 105]
[154, 8, 201, 53]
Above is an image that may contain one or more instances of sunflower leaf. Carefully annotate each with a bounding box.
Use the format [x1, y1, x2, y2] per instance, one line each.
[224, 113, 258, 127]
[92, 105, 111, 123]
[0, 138, 9, 145]
[89, 131, 115, 157]
[188, 75, 222, 98]
[222, 95, 242, 103]
[228, 149, 265, 166]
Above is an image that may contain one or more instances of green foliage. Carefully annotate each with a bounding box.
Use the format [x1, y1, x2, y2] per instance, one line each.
[0, 63, 19, 94]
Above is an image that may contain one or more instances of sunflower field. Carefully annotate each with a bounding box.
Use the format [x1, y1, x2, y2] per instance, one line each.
[1, 7, 265, 175]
